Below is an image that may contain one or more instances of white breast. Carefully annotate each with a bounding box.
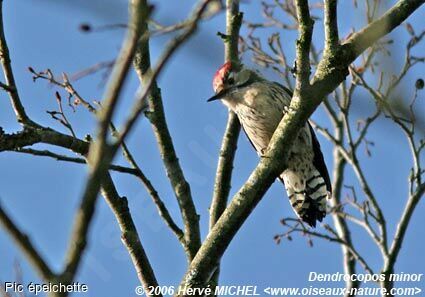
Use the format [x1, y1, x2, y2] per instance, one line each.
[235, 85, 286, 154]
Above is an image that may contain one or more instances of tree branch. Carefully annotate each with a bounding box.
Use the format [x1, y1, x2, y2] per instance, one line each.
[0, 201, 55, 281]
[323, 0, 339, 53]
[49, 0, 156, 285]
[209, 0, 242, 286]
[344, 0, 424, 61]
[59, 0, 150, 283]
[92, 1, 150, 148]
[131, 0, 217, 261]
[328, 122, 360, 294]
[209, 114, 240, 227]
[100, 173, 161, 296]
[294, 0, 314, 91]
[384, 181, 425, 278]
[0, 1, 36, 126]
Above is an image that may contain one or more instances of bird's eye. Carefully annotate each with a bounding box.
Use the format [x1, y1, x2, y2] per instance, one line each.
[227, 74, 235, 85]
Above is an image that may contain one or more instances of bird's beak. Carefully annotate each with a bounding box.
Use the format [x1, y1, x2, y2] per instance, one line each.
[207, 87, 233, 102]
[207, 92, 223, 102]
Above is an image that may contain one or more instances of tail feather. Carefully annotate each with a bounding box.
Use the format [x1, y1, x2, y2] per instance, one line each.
[282, 168, 330, 227]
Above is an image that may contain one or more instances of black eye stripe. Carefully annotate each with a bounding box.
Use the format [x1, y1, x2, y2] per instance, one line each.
[227, 77, 235, 84]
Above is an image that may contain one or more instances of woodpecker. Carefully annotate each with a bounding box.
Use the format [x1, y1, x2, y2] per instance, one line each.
[208, 62, 331, 227]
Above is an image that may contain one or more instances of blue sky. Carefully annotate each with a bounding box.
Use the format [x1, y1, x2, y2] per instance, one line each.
[0, 0, 424, 296]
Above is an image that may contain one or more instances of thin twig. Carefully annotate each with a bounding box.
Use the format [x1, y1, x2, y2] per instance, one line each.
[11, 148, 141, 176]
